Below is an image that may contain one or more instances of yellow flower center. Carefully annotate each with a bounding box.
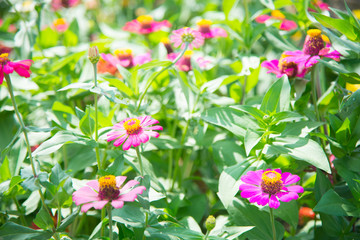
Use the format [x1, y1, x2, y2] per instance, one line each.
[197, 19, 212, 27]
[114, 49, 133, 59]
[137, 15, 153, 28]
[321, 34, 330, 43]
[271, 10, 285, 19]
[98, 175, 120, 200]
[123, 118, 142, 134]
[184, 50, 193, 58]
[261, 170, 283, 195]
[353, 9, 360, 19]
[53, 18, 67, 27]
[307, 29, 322, 38]
[160, 37, 170, 44]
[0, 53, 9, 61]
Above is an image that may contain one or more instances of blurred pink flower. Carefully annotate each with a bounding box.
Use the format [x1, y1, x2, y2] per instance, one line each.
[0, 53, 33, 84]
[0, 42, 12, 55]
[123, 15, 171, 35]
[256, 10, 297, 31]
[168, 50, 210, 72]
[239, 169, 303, 209]
[53, 18, 69, 32]
[101, 49, 151, 69]
[73, 175, 146, 212]
[283, 29, 341, 69]
[261, 53, 308, 78]
[107, 116, 163, 151]
[170, 27, 204, 50]
[308, 0, 329, 12]
[196, 19, 227, 39]
[51, 0, 80, 11]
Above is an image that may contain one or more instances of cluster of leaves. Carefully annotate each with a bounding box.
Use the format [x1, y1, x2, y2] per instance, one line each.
[1, 0, 360, 239]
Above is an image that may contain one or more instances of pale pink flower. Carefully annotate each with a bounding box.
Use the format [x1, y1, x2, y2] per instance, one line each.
[256, 10, 297, 31]
[51, 0, 80, 11]
[123, 15, 171, 35]
[73, 175, 146, 212]
[308, 0, 329, 12]
[168, 51, 210, 72]
[239, 169, 304, 209]
[283, 29, 341, 69]
[101, 49, 151, 69]
[0, 53, 33, 85]
[196, 19, 227, 39]
[53, 18, 69, 32]
[107, 116, 163, 151]
[170, 27, 204, 50]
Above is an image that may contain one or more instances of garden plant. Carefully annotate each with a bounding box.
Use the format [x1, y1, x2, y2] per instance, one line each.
[1, 0, 360, 239]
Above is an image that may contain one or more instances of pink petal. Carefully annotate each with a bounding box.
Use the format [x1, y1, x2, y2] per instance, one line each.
[286, 185, 304, 193]
[281, 172, 300, 185]
[268, 195, 280, 209]
[118, 186, 146, 202]
[255, 15, 272, 23]
[280, 20, 297, 31]
[133, 53, 152, 66]
[119, 59, 132, 68]
[258, 193, 270, 206]
[239, 183, 258, 191]
[101, 53, 121, 67]
[121, 180, 140, 191]
[114, 135, 128, 147]
[107, 131, 126, 142]
[240, 170, 263, 185]
[3, 64, 13, 74]
[86, 180, 100, 192]
[144, 131, 160, 138]
[143, 125, 163, 130]
[249, 193, 264, 203]
[210, 27, 228, 38]
[111, 200, 124, 209]
[73, 187, 100, 205]
[138, 133, 150, 143]
[0, 65, 3, 85]
[122, 135, 134, 151]
[241, 188, 262, 198]
[116, 176, 127, 188]
[92, 200, 109, 209]
[277, 191, 299, 202]
[81, 202, 96, 212]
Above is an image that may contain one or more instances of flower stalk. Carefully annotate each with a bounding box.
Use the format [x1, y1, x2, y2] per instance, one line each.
[107, 204, 113, 240]
[135, 146, 144, 176]
[270, 208, 276, 240]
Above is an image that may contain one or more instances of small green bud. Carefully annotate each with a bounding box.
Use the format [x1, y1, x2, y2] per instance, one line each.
[205, 215, 216, 231]
[88, 46, 100, 64]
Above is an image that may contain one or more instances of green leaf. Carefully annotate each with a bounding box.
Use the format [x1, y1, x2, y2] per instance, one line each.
[103, 77, 134, 97]
[244, 128, 263, 156]
[0, 222, 53, 240]
[223, 0, 238, 19]
[136, 60, 172, 70]
[50, 51, 85, 72]
[157, 227, 204, 239]
[38, 27, 58, 49]
[212, 140, 247, 172]
[231, 105, 266, 124]
[269, 136, 331, 173]
[200, 75, 239, 94]
[273, 201, 299, 229]
[314, 189, 360, 217]
[335, 118, 351, 144]
[0, 156, 11, 181]
[33, 206, 55, 230]
[260, 76, 290, 114]
[112, 203, 145, 228]
[79, 106, 95, 137]
[63, 30, 78, 47]
[264, 28, 297, 51]
[312, 13, 360, 42]
[334, 160, 360, 201]
[57, 208, 80, 232]
[52, 101, 75, 115]
[260, 0, 275, 9]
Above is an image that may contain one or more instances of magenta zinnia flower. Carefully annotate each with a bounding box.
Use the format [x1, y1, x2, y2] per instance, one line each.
[73, 175, 146, 212]
[101, 49, 151, 69]
[261, 53, 308, 78]
[107, 116, 163, 151]
[123, 15, 171, 35]
[283, 29, 341, 69]
[51, 0, 79, 11]
[256, 10, 297, 31]
[196, 19, 227, 39]
[170, 27, 204, 50]
[239, 169, 304, 209]
[0, 53, 33, 85]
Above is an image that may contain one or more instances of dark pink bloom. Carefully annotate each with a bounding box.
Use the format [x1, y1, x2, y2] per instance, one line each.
[170, 27, 204, 50]
[196, 19, 227, 39]
[168, 51, 210, 72]
[239, 169, 304, 209]
[261, 54, 307, 78]
[107, 116, 163, 151]
[101, 49, 151, 69]
[73, 175, 146, 212]
[283, 29, 341, 69]
[308, 0, 329, 12]
[123, 15, 171, 35]
[255, 10, 297, 31]
[0, 53, 33, 85]
[51, 0, 80, 11]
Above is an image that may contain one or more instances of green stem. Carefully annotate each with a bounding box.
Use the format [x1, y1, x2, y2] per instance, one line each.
[142, 211, 149, 240]
[57, 206, 61, 229]
[5, 74, 36, 178]
[311, 66, 320, 123]
[92, 63, 102, 171]
[136, 42, 189, 112]
[204, 230, 210, 240]
[345, 217, 357, 233]
[167, 115, 178, 182]
[269, 208, 276, 240]
[107, 204, 113, 240]
[101, 208, 106, 237]
[136, 147, 144, 176]
[13, 196, 27, 226]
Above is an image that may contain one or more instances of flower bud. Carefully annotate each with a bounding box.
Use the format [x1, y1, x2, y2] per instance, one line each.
[88, 46, 100, 64]
[205, 215, 216, 231]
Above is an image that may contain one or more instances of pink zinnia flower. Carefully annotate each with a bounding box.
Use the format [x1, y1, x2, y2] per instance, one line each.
[308, 0, 329, 12]
[239, 169, 304, 209]
[256, 10, 297, 31]
[196, 19, 227, 39]
[0, 53, 33, 85]
[123, 15, 171, 35]
[168, 50, 210, 72]
[283, 29, 341, 69]
[51, 0, 79, 11]
[101, 49, 151, 69]
[73, 175, 146, 212]
[170, 27, 204, 50]
[107, 116, 163, 151]
[261, 53, 308, 78]
[53, 18, 69, 32]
